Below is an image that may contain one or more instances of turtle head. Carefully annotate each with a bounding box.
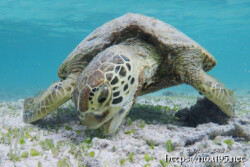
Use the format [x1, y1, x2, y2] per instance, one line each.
[72, 51, 139, 135]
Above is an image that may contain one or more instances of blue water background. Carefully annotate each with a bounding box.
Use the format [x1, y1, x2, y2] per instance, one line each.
[0, 0, 249, 100]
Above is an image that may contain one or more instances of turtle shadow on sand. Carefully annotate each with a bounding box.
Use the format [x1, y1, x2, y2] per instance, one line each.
[128, 97, 230, 127]
[31, 106, 79, 130]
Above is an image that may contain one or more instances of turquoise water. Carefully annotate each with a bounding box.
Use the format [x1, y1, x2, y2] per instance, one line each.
[0, 0, 249, 100]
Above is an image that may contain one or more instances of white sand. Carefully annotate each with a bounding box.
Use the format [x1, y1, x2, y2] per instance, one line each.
[0, 93, 249, 167]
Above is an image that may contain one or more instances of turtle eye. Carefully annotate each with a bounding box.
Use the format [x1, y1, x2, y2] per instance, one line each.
[97, 84, 110, 104]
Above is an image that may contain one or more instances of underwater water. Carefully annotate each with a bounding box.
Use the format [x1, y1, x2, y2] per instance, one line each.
[0, 0, 249, 100]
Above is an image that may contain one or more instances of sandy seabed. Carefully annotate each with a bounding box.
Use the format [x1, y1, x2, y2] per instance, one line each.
[0, 91, 249, 167]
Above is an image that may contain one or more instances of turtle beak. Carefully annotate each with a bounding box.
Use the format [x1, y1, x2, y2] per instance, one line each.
[100, 100, 134, 135]
[100, 111, 126, 135]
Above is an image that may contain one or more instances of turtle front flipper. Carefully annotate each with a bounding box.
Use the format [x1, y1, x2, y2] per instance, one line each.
[23, 75, 76, 123]
[187, 70, 236, 117]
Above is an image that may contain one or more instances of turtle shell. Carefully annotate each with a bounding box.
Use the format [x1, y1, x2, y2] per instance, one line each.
[58, 13, 216, 80]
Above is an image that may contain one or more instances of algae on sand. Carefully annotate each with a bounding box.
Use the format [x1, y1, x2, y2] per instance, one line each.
[0, 93, 249, 167]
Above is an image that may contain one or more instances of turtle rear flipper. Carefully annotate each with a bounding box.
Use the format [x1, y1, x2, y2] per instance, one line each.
[23, 76, 76, 123]
[187, 70, 236, 117]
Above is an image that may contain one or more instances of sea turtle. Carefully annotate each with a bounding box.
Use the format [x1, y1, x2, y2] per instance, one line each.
[23, 13, 235, 135]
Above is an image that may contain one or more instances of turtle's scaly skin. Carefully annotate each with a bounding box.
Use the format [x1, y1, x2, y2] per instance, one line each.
[71, 39, 160, 134]
[23, 13, 235, 135]
[23, 74, 77, 123]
